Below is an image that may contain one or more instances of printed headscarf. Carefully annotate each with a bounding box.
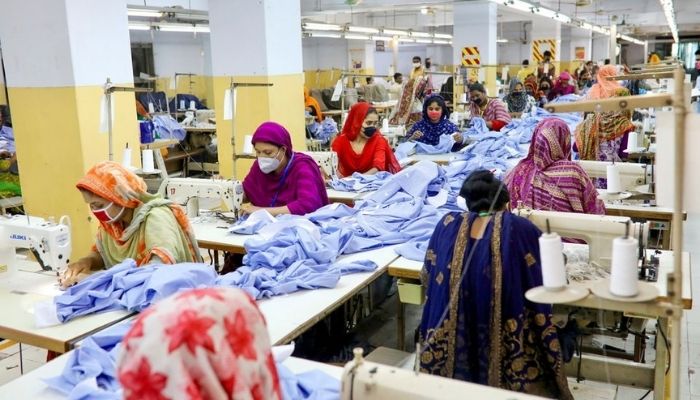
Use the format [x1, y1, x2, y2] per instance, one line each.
[118, 287, 282, 400]
[587, 65, 623, 100]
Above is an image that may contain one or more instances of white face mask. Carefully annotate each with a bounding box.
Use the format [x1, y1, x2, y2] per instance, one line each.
[413, 62, 421, 68]
[258, 148, 282, 174]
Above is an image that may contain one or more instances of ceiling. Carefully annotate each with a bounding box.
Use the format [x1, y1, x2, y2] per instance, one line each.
[126, 0, 700, 38]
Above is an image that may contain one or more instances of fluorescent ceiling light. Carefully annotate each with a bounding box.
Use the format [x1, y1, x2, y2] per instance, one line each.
[308, 32, 342, 38]
[159, 24, 210, 33]
[420, 7, 429, 15]
[383, 29, 408, 36]
[128, 23, 151, 31]
[344, 34, 370, 40]
[372, 36, 394, 41]
[303, 22, 342, 31]
[348, 26, 379, 34]
[397, 38, 415, 43]
[497, 38, 509, 43]
[434, 33, 453, 39]
[415, 39, 432, 43]
[433, 39, 451, 45]
[410, 31, 431, 38]
[499, 0, 534, 13]
[659, 0, 679, 43]
[618, 34, 644, 45]
[127, 9, 162, 18]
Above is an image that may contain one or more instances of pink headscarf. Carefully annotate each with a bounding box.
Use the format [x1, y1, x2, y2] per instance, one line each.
[586, 65, 622, 100]
[117, 287, 282, 400]
[505, 118, 605, 215]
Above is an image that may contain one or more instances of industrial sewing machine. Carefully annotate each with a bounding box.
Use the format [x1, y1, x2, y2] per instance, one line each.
[513, 208, 648, 269]
[302, 151, 339, 179]
[164, 177, 244, 217]
[576, 160, 651, 193]
[0, 214, 71, 275]
[340, 348, 541, 400]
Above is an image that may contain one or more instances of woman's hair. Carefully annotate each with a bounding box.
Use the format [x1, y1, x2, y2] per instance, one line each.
[468, 82, 486, 94]
[459, 170, 510, 213]
[364, 107, 378, 118]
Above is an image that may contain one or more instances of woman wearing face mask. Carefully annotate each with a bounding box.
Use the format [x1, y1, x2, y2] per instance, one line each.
[547, 71, 578, 101]
[536, 77, 553, 107]
[410, 56, 426, 80]
[503, 79, 536, 114]
[240, 121, 329, 216]
[467, 83, 511, 131]
[332, 102, 401, 177]
[59, 161, 202, 288]
[407, 95, 462, 145]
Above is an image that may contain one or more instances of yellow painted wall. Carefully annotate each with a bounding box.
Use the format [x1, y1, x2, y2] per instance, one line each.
[8, 83, 140, 256]
[0, 84, 6, 105]
[212, 74, 306, 179]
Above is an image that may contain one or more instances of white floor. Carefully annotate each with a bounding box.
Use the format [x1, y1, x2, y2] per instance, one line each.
[0, 215, 698, 399]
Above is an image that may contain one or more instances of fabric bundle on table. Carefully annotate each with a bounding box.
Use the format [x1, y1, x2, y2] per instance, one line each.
[501, 102, 583, 144]
[44, 321, 341, 400]
[328, 171, 392, 192]
[394, 133, 457, 160]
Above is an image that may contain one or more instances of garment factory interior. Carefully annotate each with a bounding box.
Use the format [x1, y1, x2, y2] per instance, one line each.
[0, 0, 699, 399]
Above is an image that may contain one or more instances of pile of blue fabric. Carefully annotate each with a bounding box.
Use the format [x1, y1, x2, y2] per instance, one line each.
[0, 125, 15, 153]
[501, 102, 583, 144]
[152, 114, 187, 141]
[328, 171, 392, 192]
[394, 134, 456, 160]
[44, 321, 341, 400]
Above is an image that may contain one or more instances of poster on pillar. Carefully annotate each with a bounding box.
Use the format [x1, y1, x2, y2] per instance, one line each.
[532, 39, 557, 63]
[575, 47, 586, 60]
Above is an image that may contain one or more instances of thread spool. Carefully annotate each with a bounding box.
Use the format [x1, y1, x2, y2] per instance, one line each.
[189, 100, 196, 110]
[606, 164, 622, 193]
[382, 118, 389, 130]
[148, 102, 155, 114]
[609, 236, 639, 297]
[122, 146, 132, 168]
[627, 131, 638, 151]
[243, 135, 254, 154]
[179, 99, 186, 110]
[460, 93, 467, 103]
[539, 233, 567, 290]
[142, 149, 155, 172]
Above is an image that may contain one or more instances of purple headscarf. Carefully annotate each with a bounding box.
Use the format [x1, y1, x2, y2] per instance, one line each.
[505, 118, 605, 215]
[242, 122, 329, 215]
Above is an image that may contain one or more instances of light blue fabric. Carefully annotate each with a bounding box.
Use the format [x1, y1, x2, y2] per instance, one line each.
[329, 171, 392, 192]
[152, 114, 186, 141]
[394, 133, 456, 160]
[0, 126, 15, 152]
[54, 261, 218, 322]
[45, 321, 341, 400]
[501, 104, 583, 144]
[462, 117, 489, 138]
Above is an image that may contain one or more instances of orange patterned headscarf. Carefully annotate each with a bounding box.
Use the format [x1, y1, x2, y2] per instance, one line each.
[77, 161, 148, 209]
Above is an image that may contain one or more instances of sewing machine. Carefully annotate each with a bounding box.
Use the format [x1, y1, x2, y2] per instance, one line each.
[576, 160, 651, 192]
[513, 208, 648, 268]
[164, 178, 244, 215]
[0, 214, 71, 274]
[340, 348, 541, 399]
[302, 151, 339, 179]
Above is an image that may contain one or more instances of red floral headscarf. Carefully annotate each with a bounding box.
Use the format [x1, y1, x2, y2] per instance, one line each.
[117, 287, 282, 400]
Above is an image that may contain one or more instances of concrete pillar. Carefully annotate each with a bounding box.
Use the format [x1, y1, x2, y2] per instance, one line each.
[453, 1, 497, 95]
[209, 0, 305, 178]
[610, 24, 618, 64]
[531, 18, 561, 77]
[0, 0, 138, 255]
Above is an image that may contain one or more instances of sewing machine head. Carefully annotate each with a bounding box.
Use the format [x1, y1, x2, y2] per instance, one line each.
[576, 160, 650, 192]
[303, 151, 339, 180]
[341, 348, 542, 399]
[513, 208, 647, 268]
[0, 214, 71, 274]
[164, 178, 244, 215]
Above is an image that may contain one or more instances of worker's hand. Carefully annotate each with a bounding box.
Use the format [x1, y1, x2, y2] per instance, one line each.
[239, 203, 261, 216]
[0, 151, 11, 159]
[452, 132, 463, 143]
[410, 131, 423, 141]
[58, 258, 92, 289]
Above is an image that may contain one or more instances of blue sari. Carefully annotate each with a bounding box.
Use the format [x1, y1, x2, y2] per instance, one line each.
[418, 211, 572, 399]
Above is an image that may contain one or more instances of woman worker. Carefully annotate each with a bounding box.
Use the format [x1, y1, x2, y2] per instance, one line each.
[118, 287, 282, 399]
[241, 121, 329, 216]
[407, 94, 463, 145]
[59, 161, 202, 288]
[505, 118, 605, 215]
[467, 83, 511, 131]
[503, 78, 536, 114]
[418, 170, 573, 399]
[332, 102, 401, 177]
[304, 86, 323, 123]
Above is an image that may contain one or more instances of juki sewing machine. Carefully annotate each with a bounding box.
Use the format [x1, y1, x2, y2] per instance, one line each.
[512, 208, 649, 269]
[164, 178, 244, 217]
[302, 151, 339, 180]
[0, 214, 71, 275]
[340, 348, 541, 399]
[576, 160, 651, 193]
